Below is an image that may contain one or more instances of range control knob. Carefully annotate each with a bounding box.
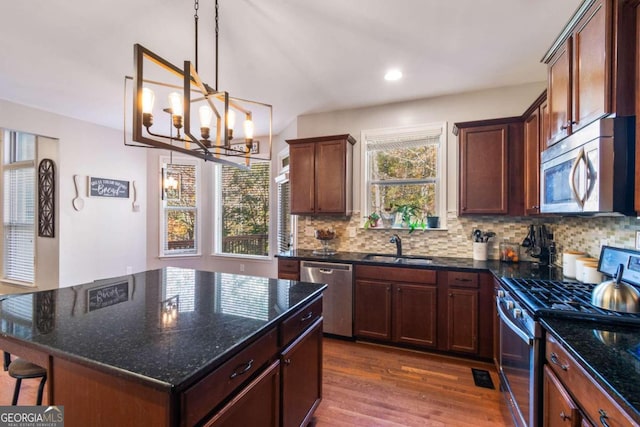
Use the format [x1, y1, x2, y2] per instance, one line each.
[513, 308, 522, 318]
[497, 290, 505, 298]
[506, 300, 515, 310]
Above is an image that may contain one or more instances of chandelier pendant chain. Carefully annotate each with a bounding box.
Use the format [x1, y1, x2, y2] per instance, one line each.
[194, 0, 199, 72]
[215, 0, 219, 92]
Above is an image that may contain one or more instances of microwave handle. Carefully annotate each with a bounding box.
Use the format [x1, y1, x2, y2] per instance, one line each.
[569, 147, 587, 208]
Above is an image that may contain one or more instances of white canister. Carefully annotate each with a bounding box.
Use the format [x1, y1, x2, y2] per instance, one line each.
[582, 262, 602, 284]
[563, 250, 586, 279]
[473, 242, 488, 261]
[575, 257, 598, 282]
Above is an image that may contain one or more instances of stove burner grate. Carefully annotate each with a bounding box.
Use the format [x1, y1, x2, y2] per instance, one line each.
[501, 277, 640, 326]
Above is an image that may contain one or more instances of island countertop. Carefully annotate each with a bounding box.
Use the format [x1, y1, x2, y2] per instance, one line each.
[0, 267, 326, 391]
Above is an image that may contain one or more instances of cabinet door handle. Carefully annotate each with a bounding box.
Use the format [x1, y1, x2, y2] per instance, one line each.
[229, 359, 254, 379]
[300, 312, 313, 322]
[449, 293, 453, 297]
[550, 352, 568, 371]
[559, 411, 570, 421]
[598, 409, 610, 427]
[455, 278, 472, 282]
[283, 358, 292, 366]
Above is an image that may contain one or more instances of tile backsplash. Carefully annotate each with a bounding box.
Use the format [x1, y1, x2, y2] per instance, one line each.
[296, 213, 640, 266]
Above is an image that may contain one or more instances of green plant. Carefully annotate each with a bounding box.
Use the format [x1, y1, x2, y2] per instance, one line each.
[364, 212, 380, 229]
[391, 203, 424, 233]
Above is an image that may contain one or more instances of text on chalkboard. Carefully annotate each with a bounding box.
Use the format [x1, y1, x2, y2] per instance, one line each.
[89, 177, 129, 198]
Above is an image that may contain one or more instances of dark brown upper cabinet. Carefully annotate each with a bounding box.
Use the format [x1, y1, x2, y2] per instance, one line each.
[286, 134, 356, 216]
[543, 0, 636, 148]
[454, 118, 524, 216]
[523, 92, 547, 216]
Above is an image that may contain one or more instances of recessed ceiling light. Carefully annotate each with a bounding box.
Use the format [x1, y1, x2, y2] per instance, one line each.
[384, 69, 402, 81]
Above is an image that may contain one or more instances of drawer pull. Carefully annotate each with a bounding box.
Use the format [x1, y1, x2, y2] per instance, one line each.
[550, 353, 568, 371]
[300, 312, 313, 322]
[229, 359, 254, 379]
[599, 409, 610, 427]
[559, 411, 570, 421]
[455, 278, 472, 282]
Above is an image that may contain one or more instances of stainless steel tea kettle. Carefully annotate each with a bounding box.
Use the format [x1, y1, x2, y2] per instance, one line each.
[591, 264, 640, 313]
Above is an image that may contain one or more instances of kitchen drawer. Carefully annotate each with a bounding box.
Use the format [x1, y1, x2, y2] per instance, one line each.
[278, 259, 300, 280]
[182, 328, 278, 427]
[543, 365, 582, 426]
[280, 296, 322, 346]
[447, 271, 478, 288]
[546, 334, 636, 427]
[355, 265, 436, 285]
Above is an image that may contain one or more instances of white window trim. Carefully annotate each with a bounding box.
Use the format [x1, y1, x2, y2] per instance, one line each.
[158, 156, 202, 258]
[275, 146, 295, 253]
[360, 122, 448, 230]
[212, 162, 271, 260]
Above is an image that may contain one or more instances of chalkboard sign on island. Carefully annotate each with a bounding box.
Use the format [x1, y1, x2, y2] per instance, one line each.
[88, 176, 130, 198]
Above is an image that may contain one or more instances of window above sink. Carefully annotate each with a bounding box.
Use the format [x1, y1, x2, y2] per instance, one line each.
[360, 122, 447, 231]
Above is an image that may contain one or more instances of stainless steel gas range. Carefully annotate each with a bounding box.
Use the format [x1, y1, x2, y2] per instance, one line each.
[496, 246, 640, 427]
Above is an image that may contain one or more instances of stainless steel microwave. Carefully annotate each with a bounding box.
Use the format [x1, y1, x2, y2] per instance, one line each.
[540, 117, 634, 215]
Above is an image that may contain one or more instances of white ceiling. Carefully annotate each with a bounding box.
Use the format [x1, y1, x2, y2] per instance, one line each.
[0, 0, 582, 134]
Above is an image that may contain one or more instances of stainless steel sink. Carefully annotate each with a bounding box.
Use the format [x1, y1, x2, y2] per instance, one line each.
[363, 254, 433, 265]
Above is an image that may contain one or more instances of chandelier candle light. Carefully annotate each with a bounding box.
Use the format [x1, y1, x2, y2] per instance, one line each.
[125, 0, 271, 168]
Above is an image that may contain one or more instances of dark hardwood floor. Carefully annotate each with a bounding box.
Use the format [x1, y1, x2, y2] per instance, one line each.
[312, 338, 513, 426]
[0, 339, 512, 426]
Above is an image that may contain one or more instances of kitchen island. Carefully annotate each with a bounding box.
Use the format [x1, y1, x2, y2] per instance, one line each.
[0, 267, 326, 427]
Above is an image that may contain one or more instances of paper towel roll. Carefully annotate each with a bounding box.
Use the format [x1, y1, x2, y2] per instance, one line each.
[575, 257, 598, 282]
[563, 251, 586, 279]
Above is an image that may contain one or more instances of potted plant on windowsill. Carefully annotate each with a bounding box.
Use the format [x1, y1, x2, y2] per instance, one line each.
[426, 212, 439, 229]
[392, 204, 424, 233]
[364, 212, 381, 229]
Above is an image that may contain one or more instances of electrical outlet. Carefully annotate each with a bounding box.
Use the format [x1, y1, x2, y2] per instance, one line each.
[600, 239, 609, 250]
[636, 231, 640, 250]
[347, 227, 356, 238]
[126, 266, 133, 275]
[240, 264, 245, 272]
[305, 226, 314, 236]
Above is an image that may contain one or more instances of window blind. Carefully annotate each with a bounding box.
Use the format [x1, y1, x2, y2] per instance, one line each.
[3, 164, 35, 283]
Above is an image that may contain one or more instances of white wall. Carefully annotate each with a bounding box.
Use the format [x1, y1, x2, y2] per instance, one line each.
[0, 99, 147, 288]
[297, 82, 546, 213]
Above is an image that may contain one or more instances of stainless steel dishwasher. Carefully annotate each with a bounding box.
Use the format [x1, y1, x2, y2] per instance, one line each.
[300, 261, 353, 337]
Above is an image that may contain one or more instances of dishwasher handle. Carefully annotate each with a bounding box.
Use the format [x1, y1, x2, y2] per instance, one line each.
[300, 261, 352, 271]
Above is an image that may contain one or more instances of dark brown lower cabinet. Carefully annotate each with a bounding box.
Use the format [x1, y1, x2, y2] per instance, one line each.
[446, 288, 478, 354]
[354, 279, 392, 340]
[354, 278, 438, 348]
[543, 365, 581, 427]
[281, 318, 323, 427]
[204, 361, 281, 427]
[393, 283, 437, 348]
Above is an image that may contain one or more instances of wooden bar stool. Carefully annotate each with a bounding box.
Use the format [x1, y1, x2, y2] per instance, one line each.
[6, 356, 47, 405]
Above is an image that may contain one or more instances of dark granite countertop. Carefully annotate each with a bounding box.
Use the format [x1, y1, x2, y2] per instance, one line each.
[541, 318, 640, 423]
[0, 267, 325, 391]
[278, 249, 563, 279]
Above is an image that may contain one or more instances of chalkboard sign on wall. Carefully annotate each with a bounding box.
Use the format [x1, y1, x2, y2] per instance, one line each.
[87, 280, 130, 312]
[88, 176, 130, 198]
